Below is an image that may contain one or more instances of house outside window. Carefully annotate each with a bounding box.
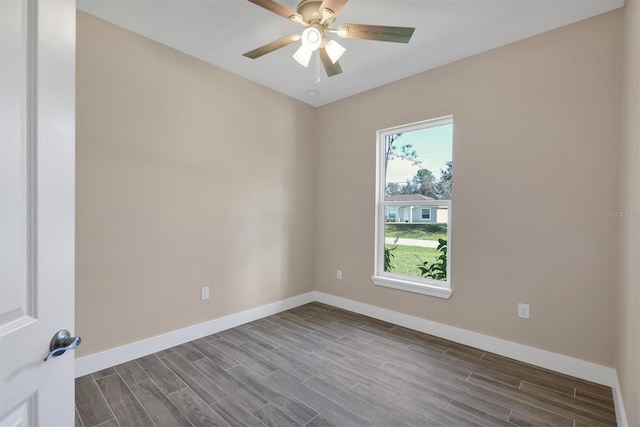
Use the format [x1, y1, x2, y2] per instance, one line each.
[373, 116, 453, 299]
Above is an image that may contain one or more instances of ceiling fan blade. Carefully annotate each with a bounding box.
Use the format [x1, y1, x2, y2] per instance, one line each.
[248, 0, 305, 24]
[319, 0, 348, 24]
[336, 24, 415, 43]
[319, 48, 343, 77]
[243, 34, 301, 59]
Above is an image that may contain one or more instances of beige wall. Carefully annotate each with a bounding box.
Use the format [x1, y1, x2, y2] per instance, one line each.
[617, 0, 640, 423]
[75, 11, 316, 357]
[315, 10, 622, 366]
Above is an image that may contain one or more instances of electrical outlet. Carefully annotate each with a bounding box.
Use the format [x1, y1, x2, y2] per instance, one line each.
[336, 270, 342, 280]
[518, 303, 530, 319]
[201, 286, 210, 300]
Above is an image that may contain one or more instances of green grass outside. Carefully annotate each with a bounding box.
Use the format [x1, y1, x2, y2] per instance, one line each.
[385, 223, 447, 241]
[385, 244, 442, 278]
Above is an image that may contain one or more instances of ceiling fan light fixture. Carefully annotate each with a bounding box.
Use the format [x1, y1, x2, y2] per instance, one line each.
[293, 45, 313, 67]
[324, 39, 346, 64]
[301, 26, 322, 51]
[244, 0, 416, 79]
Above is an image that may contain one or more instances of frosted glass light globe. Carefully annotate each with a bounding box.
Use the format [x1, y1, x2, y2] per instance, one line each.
[301, 27, 322, 51]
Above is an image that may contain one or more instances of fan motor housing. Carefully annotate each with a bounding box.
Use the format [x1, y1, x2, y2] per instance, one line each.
[297, 0, 335, 26]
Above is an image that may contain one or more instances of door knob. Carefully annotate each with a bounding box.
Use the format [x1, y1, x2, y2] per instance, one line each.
[44, 329, 81, 361]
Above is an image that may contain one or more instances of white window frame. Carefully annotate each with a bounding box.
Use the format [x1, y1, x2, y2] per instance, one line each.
[421, 208, 431, 220]
[373, 116, 453, 299]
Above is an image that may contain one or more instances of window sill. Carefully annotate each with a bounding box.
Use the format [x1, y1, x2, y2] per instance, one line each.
[371, 275, 453, 299]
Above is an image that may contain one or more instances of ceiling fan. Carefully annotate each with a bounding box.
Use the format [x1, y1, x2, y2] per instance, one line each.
[243, 0, 415, 77]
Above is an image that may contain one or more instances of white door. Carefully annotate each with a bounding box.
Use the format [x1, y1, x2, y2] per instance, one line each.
[0, 0, 76, 425]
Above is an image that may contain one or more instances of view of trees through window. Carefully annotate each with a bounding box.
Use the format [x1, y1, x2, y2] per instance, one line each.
[382, 119, 453, 282]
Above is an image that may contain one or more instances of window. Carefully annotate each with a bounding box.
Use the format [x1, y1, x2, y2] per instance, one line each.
[373, 116, 453, 299]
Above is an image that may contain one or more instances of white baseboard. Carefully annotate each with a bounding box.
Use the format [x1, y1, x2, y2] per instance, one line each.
[612, 373, 629, 427]
[74, 289, 627, 426]
[313, 292, 618, 387]
[74, 292, 315, 377]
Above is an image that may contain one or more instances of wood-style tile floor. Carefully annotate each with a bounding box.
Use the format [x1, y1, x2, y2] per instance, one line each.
[75, 303, 617, 427]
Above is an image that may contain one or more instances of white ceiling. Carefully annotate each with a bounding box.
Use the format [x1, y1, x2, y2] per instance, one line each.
[77, 0, 623, 107]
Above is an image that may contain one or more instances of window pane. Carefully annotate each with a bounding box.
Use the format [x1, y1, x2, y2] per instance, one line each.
[383, 123, 452, 281]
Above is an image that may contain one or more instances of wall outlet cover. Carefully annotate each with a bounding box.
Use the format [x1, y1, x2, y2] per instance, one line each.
[518, 303, 530, 319]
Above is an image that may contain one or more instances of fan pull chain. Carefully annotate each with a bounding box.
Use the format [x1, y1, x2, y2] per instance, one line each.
[314, 50, 321, 86]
